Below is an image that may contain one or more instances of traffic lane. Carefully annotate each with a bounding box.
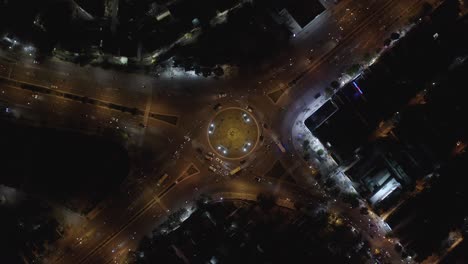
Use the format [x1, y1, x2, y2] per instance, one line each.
[12, 56, 156, 94]
[56, 184, 166, 264]
[270, 0, 442, 260]
[84, 199, 168, 264]
[254, 0, 393, 90]
[273, 0, 439, 191]
[258, 0, 434, 98]
[0, 82, 150, 150]
[81, 160, 316, 264]
[56, 102, 310, 264]
[58, 150, 200, 264]
[79, 165, 203, 263]
[7, 61, 230, 120]
[2, 68, 185, 134]
[277, 0, 435, 114]
[329, 201, 403, 263]
[265, 0, 395, 90]
[7, 59, 223, 107]
[8, 65, 149, 109]
[0, 84, 165, 264]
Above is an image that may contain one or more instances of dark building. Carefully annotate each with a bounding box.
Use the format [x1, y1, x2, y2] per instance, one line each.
[269, 0, 325, 34]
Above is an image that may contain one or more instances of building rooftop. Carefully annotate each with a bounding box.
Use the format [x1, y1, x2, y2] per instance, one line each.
[282, 0, 325, 28]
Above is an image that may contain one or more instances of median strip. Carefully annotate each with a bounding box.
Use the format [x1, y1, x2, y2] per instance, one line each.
[0, 76, 178, 125]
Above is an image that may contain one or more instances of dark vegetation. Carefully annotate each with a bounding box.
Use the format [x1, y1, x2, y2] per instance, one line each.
[129, 198, 371, 264]
[312, 0, 468, 261]
[0, 120, 129, 213]
[0, 194, 60, 264]
[170, 2, 291, 74]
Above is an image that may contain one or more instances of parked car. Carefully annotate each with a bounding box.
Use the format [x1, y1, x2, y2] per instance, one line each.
[213, 103, 222, 111]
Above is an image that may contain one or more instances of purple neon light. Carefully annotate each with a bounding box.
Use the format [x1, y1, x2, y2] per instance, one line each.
[352, 81, 363, 94]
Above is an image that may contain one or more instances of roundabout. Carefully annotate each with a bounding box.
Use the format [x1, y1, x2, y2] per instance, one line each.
[207, 107, 260, 159]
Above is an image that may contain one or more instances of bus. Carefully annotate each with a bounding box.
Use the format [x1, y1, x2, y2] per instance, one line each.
[156, 173, 169, 187]
[230, 166, 242, 176]
[274, 140, 286, 153]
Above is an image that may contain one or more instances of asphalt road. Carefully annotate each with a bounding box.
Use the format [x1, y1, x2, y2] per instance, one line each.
[0, 0, 444, 263]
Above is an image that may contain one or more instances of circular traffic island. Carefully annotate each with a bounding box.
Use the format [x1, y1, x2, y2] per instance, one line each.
[207, 107, 259, 159]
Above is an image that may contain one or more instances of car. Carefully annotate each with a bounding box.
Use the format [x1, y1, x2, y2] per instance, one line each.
[242, 142, 252, 152]
[218, 92, 227, 98]
[217, 145, 228, 155]
[309, 165, 319, 176]
[242, 113, 251, 123]
[213, 103, 222, 111]
[207, 152, 215, 157]
[50, 85, 58, 89]
[208, 166, 217, 172]
[156, 173, 169, 186]
[205, 155, 213, 161]
[208, 123, 215, 134]
[245, 105, 253, 112]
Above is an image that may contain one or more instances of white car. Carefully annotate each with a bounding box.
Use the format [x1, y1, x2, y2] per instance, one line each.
[208, 123, 215, 134]
[205, 155, 213, 161]
[217, 145, 228, 155]
[209, 166, 217, 172]
[242, 113, 251, 123]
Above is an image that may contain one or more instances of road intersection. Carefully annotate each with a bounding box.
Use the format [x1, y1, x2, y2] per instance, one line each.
[0, 0, 443, 263]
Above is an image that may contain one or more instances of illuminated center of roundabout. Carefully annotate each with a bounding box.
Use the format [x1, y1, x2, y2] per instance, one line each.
[207, 107, 259, 159]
